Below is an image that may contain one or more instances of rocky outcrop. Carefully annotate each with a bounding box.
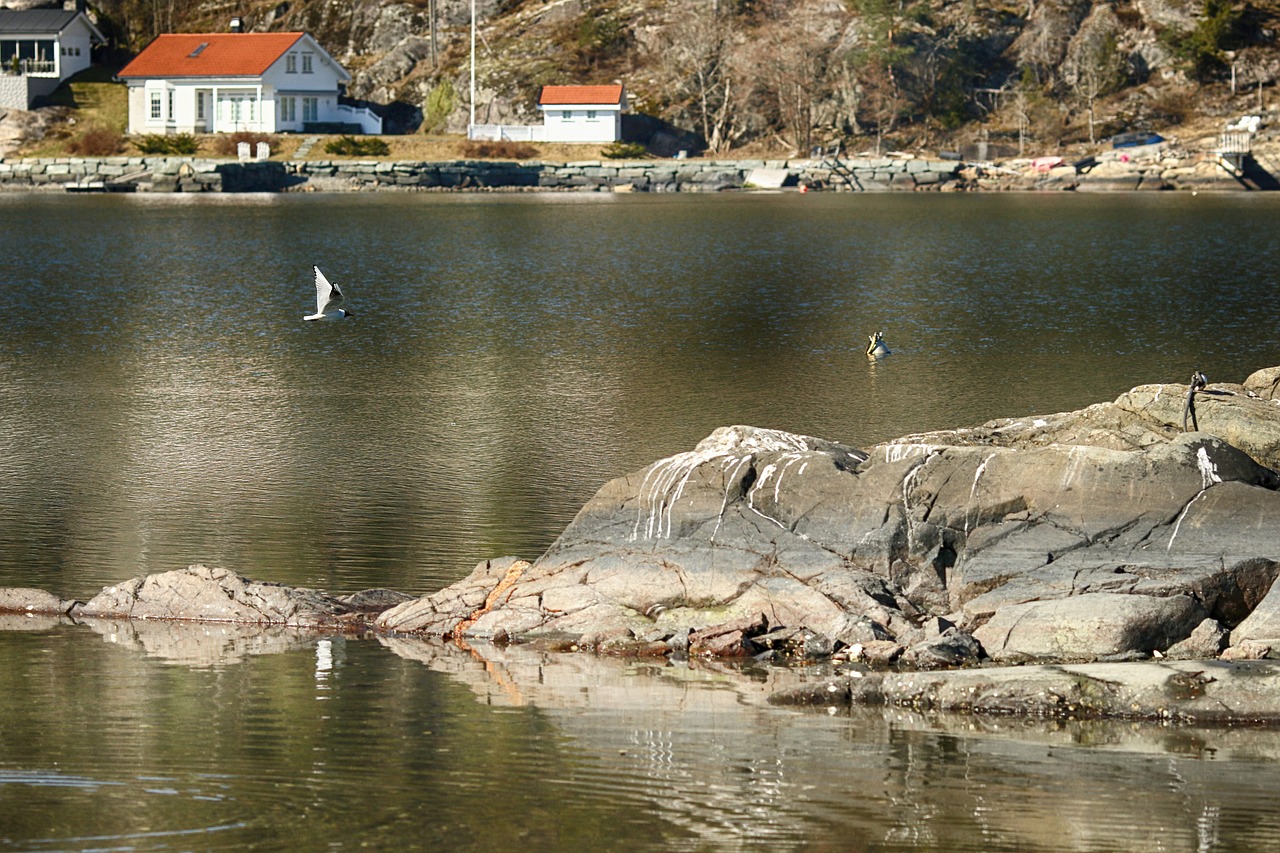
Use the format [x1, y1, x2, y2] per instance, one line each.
[75, 564, 411, 628]
[0, 106, 68, 159]
[8, 368, 1280, 676]
[378, 368, 1280, 666]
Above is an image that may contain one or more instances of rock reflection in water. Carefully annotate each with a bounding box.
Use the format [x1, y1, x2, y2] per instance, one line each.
[382, 638, 1280, 852]
[3, 619, 1280, 850]
[0, 613, 71, 633]
[83, 618, 317, 668]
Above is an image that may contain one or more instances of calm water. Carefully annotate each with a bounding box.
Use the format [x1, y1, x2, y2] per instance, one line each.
[3, 190, 1280, 850]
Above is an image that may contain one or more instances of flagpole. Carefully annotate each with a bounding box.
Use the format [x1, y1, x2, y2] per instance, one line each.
[469, 0, 476, 139]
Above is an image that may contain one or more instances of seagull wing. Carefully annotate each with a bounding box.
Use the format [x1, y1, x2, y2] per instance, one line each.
[314, 266, 344, 313]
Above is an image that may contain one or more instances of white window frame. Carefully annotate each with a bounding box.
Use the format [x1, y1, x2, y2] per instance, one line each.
[286, 53, 297, 73]
[149, 89, 162, 120]
[301, 53, 313, 74]
[302, 96, 318, 123]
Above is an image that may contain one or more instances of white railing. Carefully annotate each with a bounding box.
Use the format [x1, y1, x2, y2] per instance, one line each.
[336, 103, 382, 135]
[1219, 130, 1253, 155]
[469, 124, 547, 142]
[2, 59, 56, 76]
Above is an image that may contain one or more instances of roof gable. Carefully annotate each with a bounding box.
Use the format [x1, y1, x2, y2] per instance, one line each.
[538, 85, 625, 106]
[118, 32, 309, 79]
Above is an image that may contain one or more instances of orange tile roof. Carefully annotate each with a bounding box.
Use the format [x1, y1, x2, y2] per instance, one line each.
[118, 32, 306, 78]
[538, 84, 625, 106]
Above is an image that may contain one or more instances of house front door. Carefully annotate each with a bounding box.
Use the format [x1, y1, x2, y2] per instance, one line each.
[219, 94, 257, 132]
[278, 95, 297, 131]
[195, 90, 210, 131]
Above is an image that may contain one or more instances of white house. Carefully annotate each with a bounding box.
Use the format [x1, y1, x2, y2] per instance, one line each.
[0, 8, 104, 109]
[470, 83, 627, 143]
[117, 31, 381, 136]
[537, 84, 626, 143]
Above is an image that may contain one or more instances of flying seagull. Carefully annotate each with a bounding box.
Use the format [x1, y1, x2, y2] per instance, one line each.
[304, 266, 353, 320]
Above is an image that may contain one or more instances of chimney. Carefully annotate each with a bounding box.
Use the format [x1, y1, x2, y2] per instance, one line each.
[229, 16, 243, 33]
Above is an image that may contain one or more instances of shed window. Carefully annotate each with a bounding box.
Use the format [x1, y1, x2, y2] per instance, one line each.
[149, 90, 162, 120]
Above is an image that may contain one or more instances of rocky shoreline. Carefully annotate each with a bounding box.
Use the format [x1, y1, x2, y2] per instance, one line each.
[0, 141, 1263, 193]
[6, 364, 1280, 722]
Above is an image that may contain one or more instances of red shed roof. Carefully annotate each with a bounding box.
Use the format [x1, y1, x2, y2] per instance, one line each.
[538, 84, 625, 106]
[118, 32, 306, 78]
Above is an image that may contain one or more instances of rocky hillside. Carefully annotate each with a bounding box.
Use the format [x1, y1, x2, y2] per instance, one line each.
[31, 0, 1280, 150]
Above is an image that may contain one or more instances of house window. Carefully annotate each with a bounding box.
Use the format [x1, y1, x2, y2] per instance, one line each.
[302, 97, 318, 122]
[196, 93, 205, 121]
[286, 53, 297, 73]
[149, 90, 162, 120]
[301, 53, 313, 74]
[586, 110, 598, 121]
[562, 110, 574, 121]
[167, 89, 174, 121]
[280, 96, 295, 123]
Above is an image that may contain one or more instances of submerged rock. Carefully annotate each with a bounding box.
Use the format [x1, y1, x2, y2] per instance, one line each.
[379, 370, 1280, 665]
[0, 587, 76, 616]
[772, 660, 1280, 725]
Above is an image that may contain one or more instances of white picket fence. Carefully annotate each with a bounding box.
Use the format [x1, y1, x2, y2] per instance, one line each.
[469, 124, 547, 142]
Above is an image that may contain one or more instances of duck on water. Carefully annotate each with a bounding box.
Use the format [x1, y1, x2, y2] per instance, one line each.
[866, 331, 890, 358]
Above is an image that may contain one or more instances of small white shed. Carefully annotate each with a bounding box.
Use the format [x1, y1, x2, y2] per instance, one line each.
[537, 84, 626, 143]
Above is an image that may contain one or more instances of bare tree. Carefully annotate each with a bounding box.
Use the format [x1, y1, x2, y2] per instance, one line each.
[1063, 5, 1125, 144]
[654, 3, 740, 153]
[1013, 0, 1092, 87]
[757, 10, 830, 153]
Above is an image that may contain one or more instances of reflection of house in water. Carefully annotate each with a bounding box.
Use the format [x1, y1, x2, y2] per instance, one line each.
[0, 7, 104, 109]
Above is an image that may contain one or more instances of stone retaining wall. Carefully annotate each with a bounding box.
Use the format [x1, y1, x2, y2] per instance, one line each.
[0, 75, 31, 111]
[0, 155, 966, 193]
[0, 153, 1256, 193]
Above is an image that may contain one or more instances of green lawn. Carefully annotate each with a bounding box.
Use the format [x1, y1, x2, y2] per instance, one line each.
[49, 65, 128, 128]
